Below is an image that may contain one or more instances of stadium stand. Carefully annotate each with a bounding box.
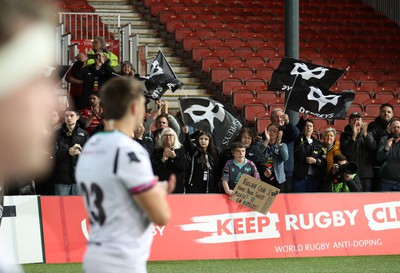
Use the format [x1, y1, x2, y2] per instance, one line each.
[55, 0, 400, 136]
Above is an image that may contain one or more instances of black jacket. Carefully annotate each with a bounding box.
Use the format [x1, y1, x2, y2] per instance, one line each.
[184, 133, 218, 193]
[293, 134, 327, 179]
[53, 124, 89, 185]
[81, 64, 113, 108]
[152, 146, 188, 194]
[340, 125, 376, 179]
[368, 116, 393, 166]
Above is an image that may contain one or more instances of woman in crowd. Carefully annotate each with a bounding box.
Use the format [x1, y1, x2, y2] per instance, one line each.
[182, 126, 219, 193]
[322, 127, 341, 173]
[153, 127, 188, 193]
[256, 123, 288, 191]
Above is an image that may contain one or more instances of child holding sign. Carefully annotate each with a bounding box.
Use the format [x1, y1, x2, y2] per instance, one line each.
[221, 142, 260, 196]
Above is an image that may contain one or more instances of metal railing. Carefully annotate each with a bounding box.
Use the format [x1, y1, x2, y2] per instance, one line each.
[58, 12, 121, 40]
[363, 0, 400, 26]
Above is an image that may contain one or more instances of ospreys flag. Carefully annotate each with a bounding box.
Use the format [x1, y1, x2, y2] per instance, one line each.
[287, 80, 355, 119]
[179, 98, 242, 149]
[268, 57, 346, 92]
[144, 50, 183, 100]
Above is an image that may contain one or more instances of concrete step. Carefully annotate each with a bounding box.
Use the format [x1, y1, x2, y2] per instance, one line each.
[163, 88, 210, 97]
[139, 37, 165, 44]
[133, 28, 158, 35]
[179, 77, 201, 84]
[92, 4, 134, 10]
[89, 0, 210, 101]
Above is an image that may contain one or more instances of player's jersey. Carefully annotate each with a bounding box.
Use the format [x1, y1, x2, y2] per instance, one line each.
[75, 131, 156, 273]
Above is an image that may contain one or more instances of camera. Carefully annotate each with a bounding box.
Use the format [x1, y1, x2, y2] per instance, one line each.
[87, 54, 97, 59]
[338, 161, 358, 176]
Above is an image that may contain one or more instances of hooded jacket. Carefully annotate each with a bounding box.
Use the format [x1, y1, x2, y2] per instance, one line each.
[340, 125, 376, 179]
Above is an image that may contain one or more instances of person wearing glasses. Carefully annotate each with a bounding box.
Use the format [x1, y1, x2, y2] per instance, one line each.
[153, 127, 188, 193]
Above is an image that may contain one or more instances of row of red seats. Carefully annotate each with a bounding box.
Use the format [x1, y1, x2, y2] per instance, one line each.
[147, 0, 376, 12]
[231, 89, 400, 112]
[53, 2, 95, 12]
[147, 0, 400, 128]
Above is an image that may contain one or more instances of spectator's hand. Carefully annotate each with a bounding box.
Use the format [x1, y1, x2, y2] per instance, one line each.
[343, 173, 352, 182]
[331, 164, 339, 174]
[299, 113, 309, 120]
[182, 125, 189, 134]
[156, 174, 176, 194]
[163, 100, 169, 114]
[284, 114, 290, 125]
[277, 130, 283, 144]
[352, 121, 361, 137]
[68, 147, 76, 156]
[162, 148, 169, 162]
[91, 106, 102, 116]
[361, 122, 368, 137]
[100, 52, 108, 64]
[264, 168, 272, 177]
[254, 135, 262, 142]
[385, 138, 394, 151]
[166, 148, 176, 159]
[264, 127, 270, 144]
[72, 144, 82, 156]
[226, 189, 234, 196]
[306, 156, 317, 164]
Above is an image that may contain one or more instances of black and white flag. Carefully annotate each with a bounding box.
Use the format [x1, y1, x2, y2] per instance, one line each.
[287, 80, 355, 119]
[144, 50, 183, 100]
[268, 57, 346, 92]
[179, 98, 242, 149]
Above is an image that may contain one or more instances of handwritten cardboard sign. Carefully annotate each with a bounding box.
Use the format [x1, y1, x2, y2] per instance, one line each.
[230, 174, 280, 215]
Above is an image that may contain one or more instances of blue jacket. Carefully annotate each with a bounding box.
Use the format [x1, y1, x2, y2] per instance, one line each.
[257, 141, 289, 184]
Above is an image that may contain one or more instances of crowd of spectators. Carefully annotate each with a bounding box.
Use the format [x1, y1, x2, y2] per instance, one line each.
[5, 41, 400, 196]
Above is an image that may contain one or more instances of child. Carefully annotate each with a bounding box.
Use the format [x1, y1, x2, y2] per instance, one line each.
[221, 142, 260, 196]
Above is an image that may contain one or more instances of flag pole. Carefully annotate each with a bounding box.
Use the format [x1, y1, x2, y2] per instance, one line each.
[283, 74, 299, 113]
[330, 66, 350, 89]
[178, 97, 186, 124]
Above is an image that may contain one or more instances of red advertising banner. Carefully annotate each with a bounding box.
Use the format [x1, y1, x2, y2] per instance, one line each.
[41, 196, 88, 263]
[40, 193, 400, 263]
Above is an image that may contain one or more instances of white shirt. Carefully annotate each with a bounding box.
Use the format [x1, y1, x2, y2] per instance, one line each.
[75, 131, 156, 269]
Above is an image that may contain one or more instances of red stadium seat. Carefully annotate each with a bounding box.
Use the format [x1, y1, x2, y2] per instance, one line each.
[210, 65, 232, 83]
[191, 42, 212, 62]
[333, 119, 350, 131]
[255, 116, 271, 134]
[364, 104, 382, 117]
[232, 90, 254, 109]
[200, 52, 222, 72]
[389, 98, 400, 106]
[223, 55, 243, 66]
[244, 76, 266, 90]
[183, 34, 201, 52]
[245, 53, 266, 67]
[244, 102, 267, 124]
[337, 80, 357, 90]
[232, 64, 254, 79]
[221, 77, 243, 96]
[374, 91, 396, 102]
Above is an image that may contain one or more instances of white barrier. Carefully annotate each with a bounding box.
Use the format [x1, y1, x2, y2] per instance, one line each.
[0, 196, 44, 264]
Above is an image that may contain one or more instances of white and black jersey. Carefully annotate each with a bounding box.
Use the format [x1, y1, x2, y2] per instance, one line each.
[75, 131, 156, 273]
